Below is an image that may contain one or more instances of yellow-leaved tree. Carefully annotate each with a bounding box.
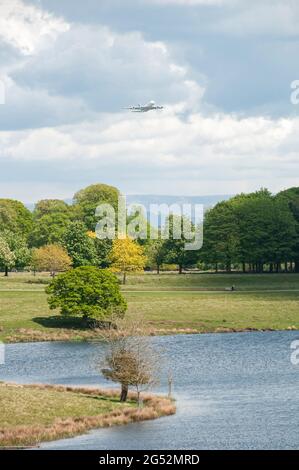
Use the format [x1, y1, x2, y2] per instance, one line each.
[109, 238, 147, 284]
[31, 244, 72, 277]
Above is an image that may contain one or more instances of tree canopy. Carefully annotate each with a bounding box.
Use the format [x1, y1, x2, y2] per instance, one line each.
[63, 221, 97, 268]
[0, 199, 33, 239]
[0, 230, 31, 275]
[73, 183, 120, 231]
[31, 244, 72, 276]
[162, 215, 199, 273]
[29, 199, 72, 248]
[46, 266, 127, 323]
[109, 237, 147, 283]
[200, 189, 298, 272]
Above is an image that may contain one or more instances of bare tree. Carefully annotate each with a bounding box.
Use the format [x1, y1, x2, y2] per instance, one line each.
[100, 318, 160, 406]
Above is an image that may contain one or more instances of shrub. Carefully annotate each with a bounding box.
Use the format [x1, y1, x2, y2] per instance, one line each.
[46, 266, 127, 324]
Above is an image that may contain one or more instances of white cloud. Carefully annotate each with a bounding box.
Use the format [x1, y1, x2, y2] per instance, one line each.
[1, 111, 298, 195]
[0, 0, 69, 55]
[0, 0, 298, 199]
[1, 21, 205, 129]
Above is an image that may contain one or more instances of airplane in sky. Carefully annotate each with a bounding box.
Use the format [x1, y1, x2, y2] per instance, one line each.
[124, 100, 164, 112]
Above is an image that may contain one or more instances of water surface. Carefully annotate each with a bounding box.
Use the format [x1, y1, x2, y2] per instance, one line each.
[0, 331, 298, 450]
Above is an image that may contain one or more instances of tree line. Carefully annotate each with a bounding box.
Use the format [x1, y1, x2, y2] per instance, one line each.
[200, 188, 299, 273]
[1, 183, 299, 275]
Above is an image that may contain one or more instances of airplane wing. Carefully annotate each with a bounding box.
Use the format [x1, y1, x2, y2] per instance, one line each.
[123, 105, 143, 111]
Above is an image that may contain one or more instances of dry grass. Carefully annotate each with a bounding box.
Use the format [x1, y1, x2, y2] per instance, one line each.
[4, 327, 102, 343]
[0, 383, 175, 448]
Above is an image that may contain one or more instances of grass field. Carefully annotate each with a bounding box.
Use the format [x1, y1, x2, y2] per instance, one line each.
[0, 272, 298, 342]
[0, 383, 175, 447]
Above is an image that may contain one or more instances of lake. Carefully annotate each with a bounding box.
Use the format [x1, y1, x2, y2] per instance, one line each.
[0, 331, 298, 450]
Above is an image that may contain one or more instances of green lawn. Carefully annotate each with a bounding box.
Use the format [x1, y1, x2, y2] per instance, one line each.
[2, 271, 299, 291]
[0, 383, 137, 447]
[124, 272, 299, 291]
[0, 272, 298, 341]
[0, 382, 175, 448]
[0, 384, 128, 428]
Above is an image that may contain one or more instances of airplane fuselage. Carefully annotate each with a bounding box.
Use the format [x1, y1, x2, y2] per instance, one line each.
[125, 101, 164, 112]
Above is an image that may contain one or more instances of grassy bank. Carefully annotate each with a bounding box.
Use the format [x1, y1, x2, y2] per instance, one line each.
[0, 383, 175, 448]
[0, 272, 299, 342]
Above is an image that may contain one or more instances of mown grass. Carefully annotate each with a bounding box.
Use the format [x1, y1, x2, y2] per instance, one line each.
[0, 272, 298, 342]
[0, 383, 175, 447]
[127, 290, 299, 333]
[2, 271, 299, 291]
[124, 272, 299, 291]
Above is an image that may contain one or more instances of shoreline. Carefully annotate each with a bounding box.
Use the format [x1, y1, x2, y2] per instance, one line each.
[0, 383, 176, 448]
[2, 325, 298, 344]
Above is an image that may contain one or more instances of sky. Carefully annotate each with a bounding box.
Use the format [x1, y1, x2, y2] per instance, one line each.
[0, 0, 299, 202]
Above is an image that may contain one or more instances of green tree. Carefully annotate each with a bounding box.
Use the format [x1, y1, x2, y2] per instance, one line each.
[233, 190, 296, 272]
[94, 238, 113, 268]
[276, 187, 299, 272]
[200, 189, 297, 273]
[29, 199, 72, 248]
[201, 201, 239, 272]
[33, 199, 70, 218]
[146, 239, 166, 274]
[162, 215, 199, 274]
[86, 231, 113, 268]
[0, 238, 15, 276]
[63, 221, 97, 267]
[0, 231, 31, 276]
[0, 199, 33, 239]
[73, 183, 120, 231]
[46, 266, 127, 324]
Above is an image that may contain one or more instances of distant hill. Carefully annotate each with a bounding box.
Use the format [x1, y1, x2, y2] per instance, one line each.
[26, 194, 232, 212]
[126, 194, 232, 209]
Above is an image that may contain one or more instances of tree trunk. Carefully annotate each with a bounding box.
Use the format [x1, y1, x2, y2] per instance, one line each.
[157, 264, 160, 275]
[284, 262, 288, 273]
[295, 261, 299, 273]
[179, 264, 183, 274]
[4, 266, 8, 277]
[276, 263, 280, 273]
[242, 262, 246, 273]
[120, 384, 128, 402]
[215, 263, 218, 273]
[123, 271, 126, 285]
[137, 391, 142, 408]
[269, 263, 273, 273]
